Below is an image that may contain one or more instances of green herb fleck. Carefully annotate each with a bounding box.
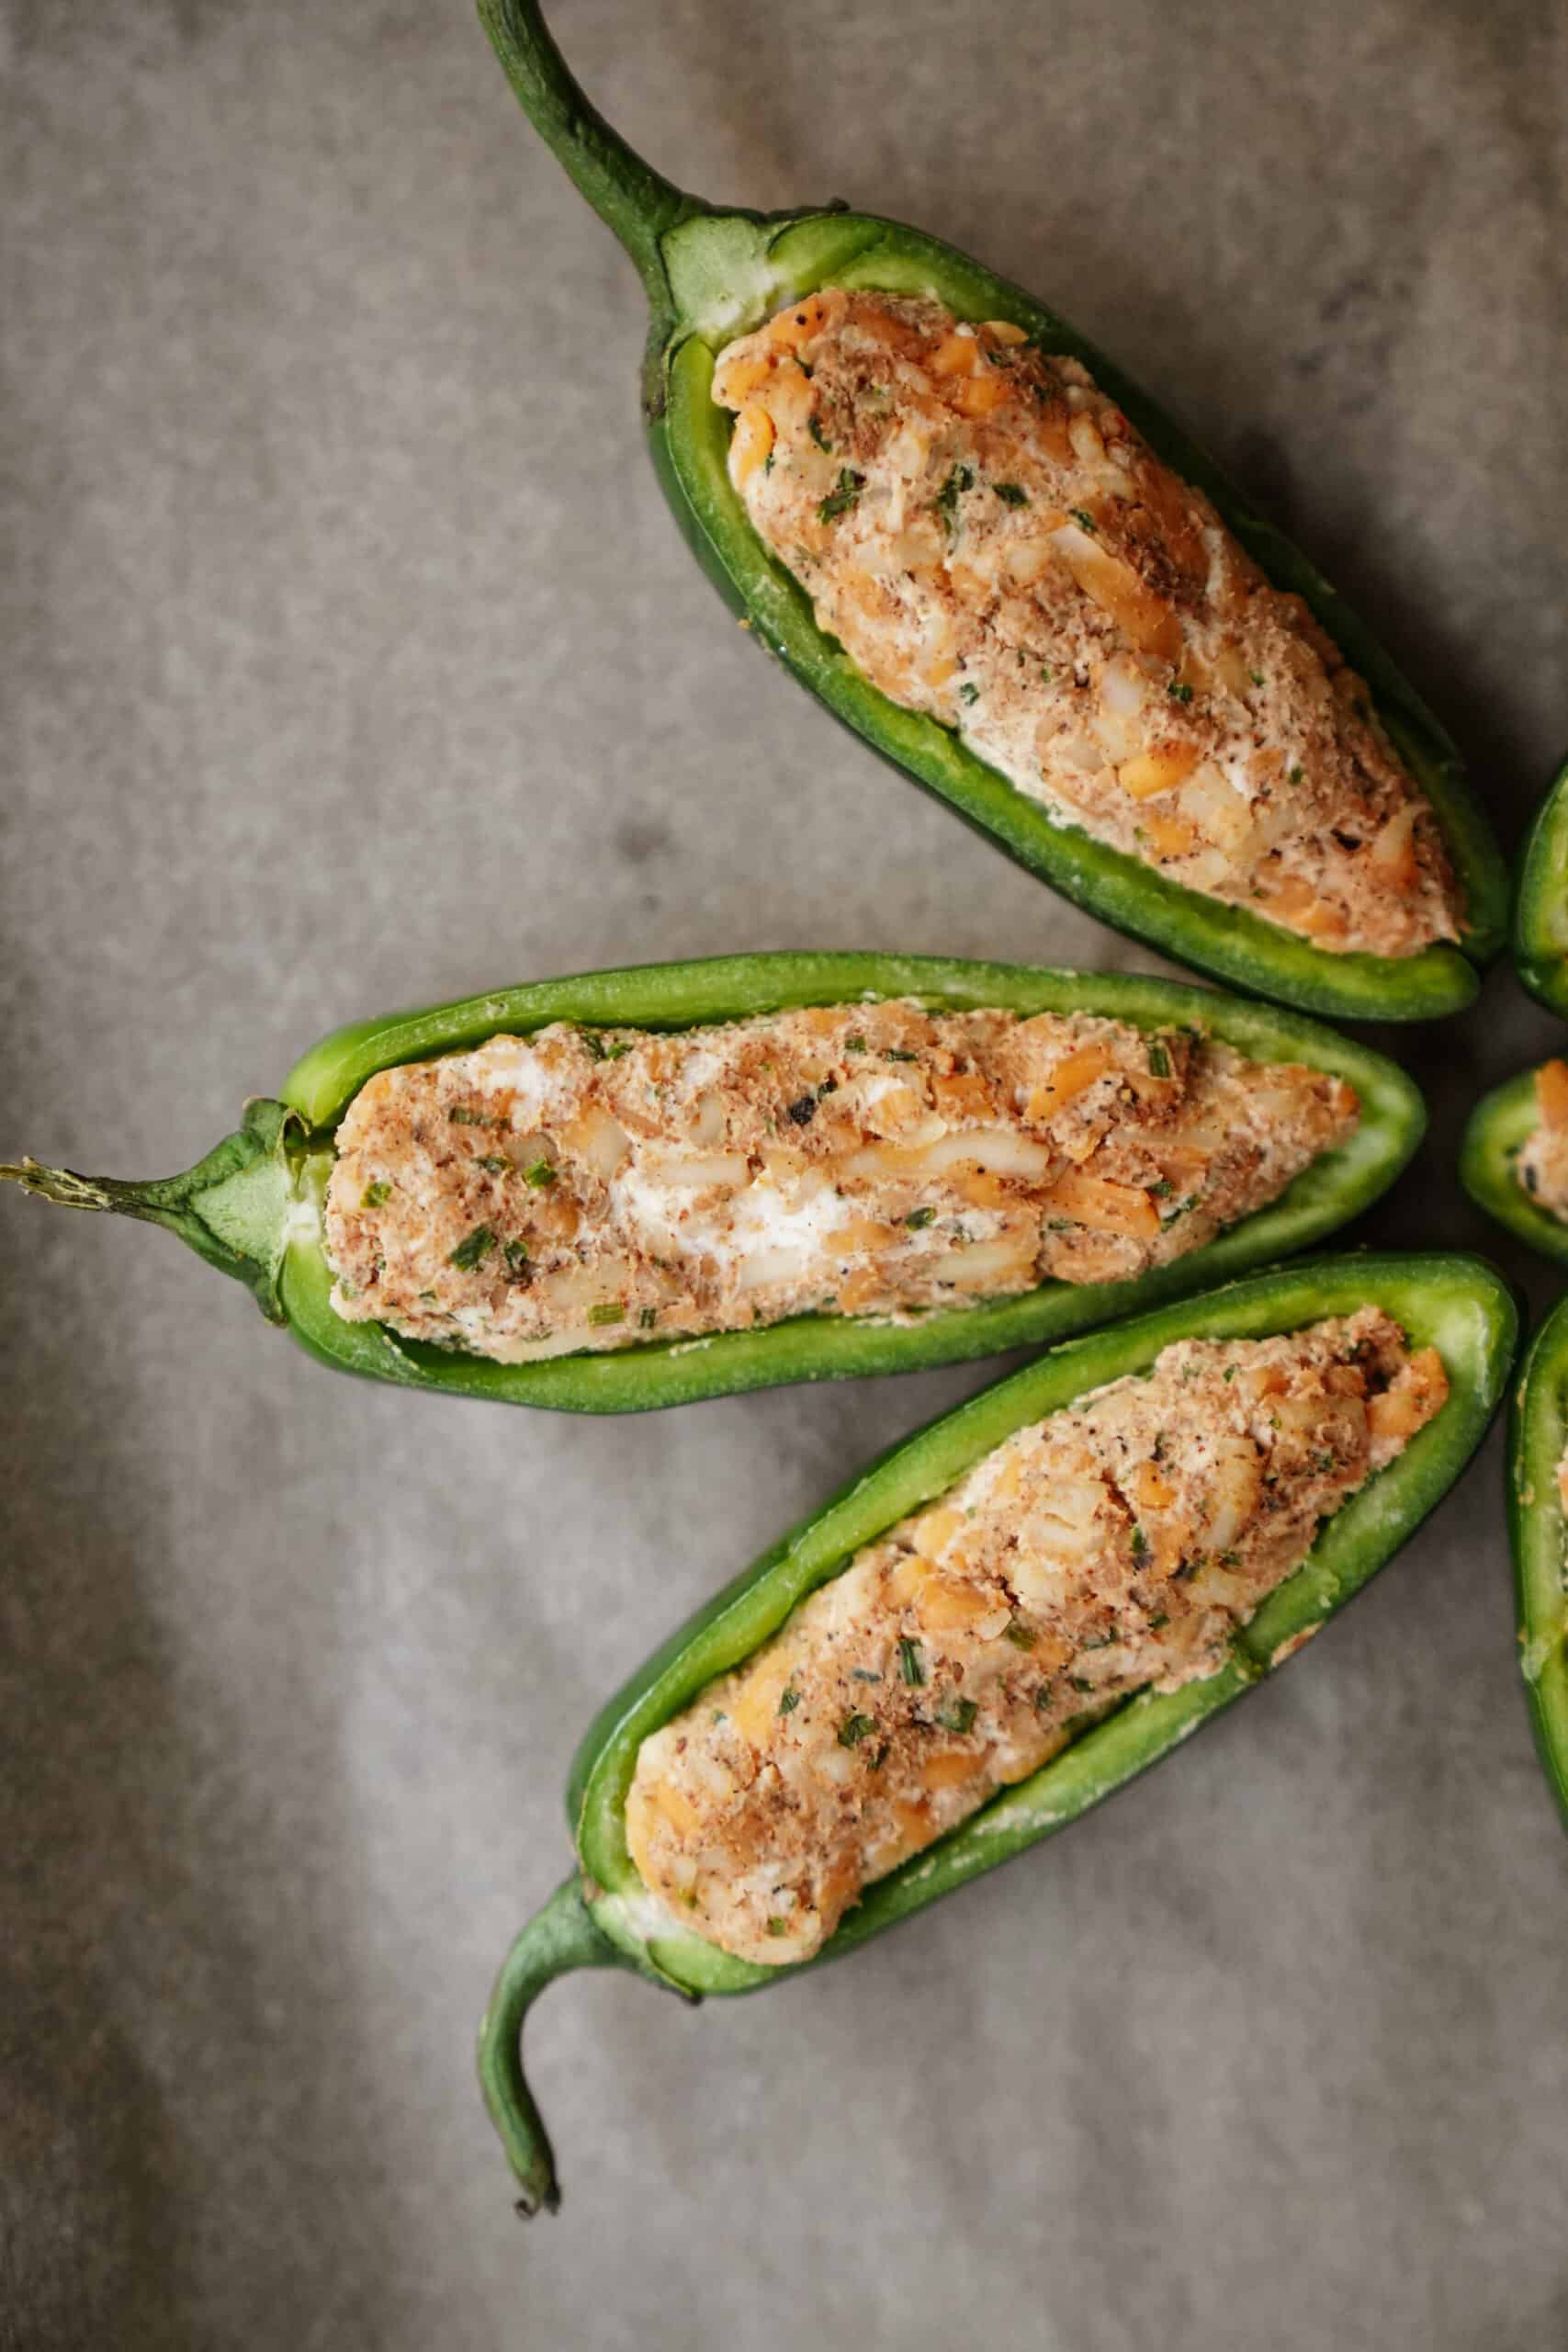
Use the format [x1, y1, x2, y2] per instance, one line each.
[906, 1205, 937, 1229]
[935, 462, 975, 530]
[883, 1047, 919, 1063]
[844, 1034, 867, 1054]
[448, 1105, 497, 1127]
[1130, 1524, 1149, 1558]
[1148, 1611, 1170, 1630]
[838, 1711, 876, 1748]
[994, 481, 1030, 505]
[1249, 669, 1266, 686]
[478, 1154, 510, 1174]
[818, 468, 864, 522]
[502, 1239, 531, 1277]
[1147, 1041, 1171, 1078]
[766, 1917, 788, 1938]
[898, 1636, 927, 1687]
[638, 1306, 658, 1329]
[1069, 508, 1097, 533]
[1224, 1363, 1236, 1381]
[1168, 679, 1193, 704]
[1314, 1450, 1337, 1473]
[587, 1301, 625, 1327]
[1148, 1177, 1174, 1200]
[850, 1668, 882, 1684]
[361, 1181, 391, 1208]
[934, 1698, 978, 1735]
[870, 1740, 891, 1772]
[807, 412, 832, 451]
[523, 1159, 557, 1188]
[448, 1225, 495, 1271]
[1004, 1619, 1037, 1650]
[1070, 1676, 1094, 1695]
[1288, 763, 1304, 785]
[779, 1687, 801, 1716]
[958, 682, 980, 706]
[583, 1031, 634, 1062]
[1040, 664, 1053, 684]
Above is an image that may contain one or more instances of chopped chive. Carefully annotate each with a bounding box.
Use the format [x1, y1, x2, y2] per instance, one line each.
[478, 1154, 510, 1174]
[1288, 763, 1304, 785]
[1224, 1363, 1236, 1380]
[1249, 669, 1266, 686]
[958, 682, 980, 706]
[766, 1917, 788, 1938]
[502, 1239, 531, 1277]
[361, 1180, 391, 1208]
[818, 467, 864, 522]
[1148, 1611, 1170, 1630]
[448, 1225, 495, 1271]
[1148, 1177, 1174, 1200]
[994, 481, 1029, 505]
[883, 1047, 919, 1063]
[779, 1687, 800, 1716]
[935, 462, 974, 530]
[906, 1205, 937, 1229]
[897, 1636, 926, 1687]
[1147, 1041, 1171, 1078]
[838, 1711, 876, 1748]
[583, 1031, 634, 1062]
[1070, 1676, 1094, 1695]
[448, 1105, 498, 1127]
[870, 1740, 891, 1772]
[807, 412, 832, 451]
[638, 1306, 658, 1329]
[844, 1034, 867, 1053]
[1168, 679, 1193, 704]
[934, 1698, 977, 1735]
[1004, 1619, 1037, 1650]
[523, 1159, 557, 1188]
[1069, 508, 1097, 532]
[1130, 1524, 1149, 1558]
[587, 1301, 625, 1327]
[1040, 664, 1053, 684]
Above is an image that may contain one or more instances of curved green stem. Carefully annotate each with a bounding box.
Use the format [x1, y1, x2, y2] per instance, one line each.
[478, 1876, 628, 2216]
[0, 1098, 301, 1321]
[476, 0, 705, 300]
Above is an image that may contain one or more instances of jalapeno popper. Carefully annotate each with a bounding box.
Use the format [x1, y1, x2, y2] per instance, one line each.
[479, 1255, 1516, 2210]
[1460, 1060, 1568, 1268]
[0, 954, 1419, 1414]
[1509, 1295, 1568, 1828]
[1512, 751, 1568, 1018]
[477, 0, 1506, 1019]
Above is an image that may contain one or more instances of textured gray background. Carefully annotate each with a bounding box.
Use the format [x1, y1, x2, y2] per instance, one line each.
[4, 2, 1567, 2346]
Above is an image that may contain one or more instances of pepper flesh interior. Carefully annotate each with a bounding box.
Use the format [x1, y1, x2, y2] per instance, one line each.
[321, 1001, 1358, 1362]
[626, 1309, 1447, 1964]
[1514, 1058, 1568, 1221]
[713, 290, 1461, 961]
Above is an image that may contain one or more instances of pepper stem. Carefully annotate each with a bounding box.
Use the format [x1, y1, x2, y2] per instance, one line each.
[476, 0, 705, 300]
[478, 1875, 630, 2215]
[0, 1098, 303, 1322]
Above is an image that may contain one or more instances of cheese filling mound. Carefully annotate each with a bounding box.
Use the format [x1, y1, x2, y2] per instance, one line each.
[713, 289, 1461, 960]
[1515, 1058, 1568, 1222]
[626, 1310, 1448, 1966]
[321, 1001, 1358, 1363]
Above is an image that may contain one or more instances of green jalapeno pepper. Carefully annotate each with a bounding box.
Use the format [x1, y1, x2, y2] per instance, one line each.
[0, 951, 1422, 1415]
[476, 0, 1505, 1022]
[1460, 1065, 1568, 1267]
[479, 1250, 1516, 2211]
[1512, 752, 1568, 1017]
[1508, 1295, 1568, 1827]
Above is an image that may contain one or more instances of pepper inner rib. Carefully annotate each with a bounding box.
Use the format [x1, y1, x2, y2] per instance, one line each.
[321, 1000, 1357, 1362]
[713, 290, 1461, 960]
[626, 1310, 1447, 1965]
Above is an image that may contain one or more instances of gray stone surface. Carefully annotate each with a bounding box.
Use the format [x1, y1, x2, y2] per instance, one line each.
[3, 1, 1566, 2345]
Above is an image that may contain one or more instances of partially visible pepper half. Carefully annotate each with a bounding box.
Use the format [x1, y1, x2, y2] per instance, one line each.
[0, 952, 1421, 1415]
[1460, 1064, 1568, 1268]
[475, 0, 1506, 1019]
[1508, 1295, 1568, 1827]
[479, 1252, 1516, 2211]
[1513, 752, 1568, 1017]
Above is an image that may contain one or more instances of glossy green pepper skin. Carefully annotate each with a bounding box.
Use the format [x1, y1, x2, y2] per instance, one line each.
[0, 951, 1423, 1415]
[1460, 1067, 1568, 1268]
[479, 1252, 1517, 2211]
[1508, 1295, 1568, 1828]
[476, 1, 1506, 1021]
[1512, 753, 1568, 1017]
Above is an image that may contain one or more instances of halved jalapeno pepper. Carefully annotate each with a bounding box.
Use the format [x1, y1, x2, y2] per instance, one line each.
[479, 1252, 1516, 2211]
[1513, 752, 1568, 1018]
[476, 1, 1505, 1019]
[0, 952, 1420, 1413]
[1461, 1064, 1568, 1268]
[1508, 1295, 1568, 1826]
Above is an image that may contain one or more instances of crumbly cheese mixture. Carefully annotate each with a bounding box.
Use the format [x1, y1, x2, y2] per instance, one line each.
[713, 289, 1461, 959]
[321, 1001, 1357, 1363]
[626, 1310, 1447, 1965]
[1516, 1059, 1568, 1223]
